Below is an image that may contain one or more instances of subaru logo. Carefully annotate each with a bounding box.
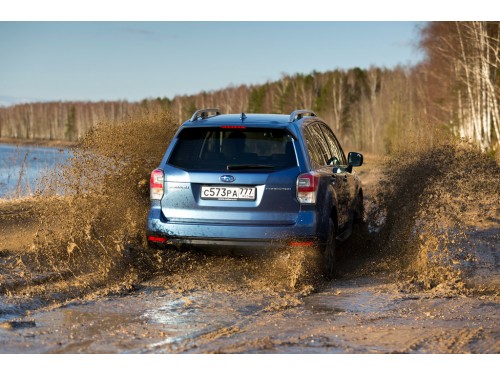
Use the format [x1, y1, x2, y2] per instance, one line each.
[220, 175, 235, 183]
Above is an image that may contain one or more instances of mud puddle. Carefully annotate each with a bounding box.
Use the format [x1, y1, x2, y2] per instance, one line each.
[0, 273, 498, 354]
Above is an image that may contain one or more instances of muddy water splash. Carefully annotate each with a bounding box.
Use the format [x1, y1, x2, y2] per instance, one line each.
[357, 142, 500, 295]
[14, 113, 179, 294]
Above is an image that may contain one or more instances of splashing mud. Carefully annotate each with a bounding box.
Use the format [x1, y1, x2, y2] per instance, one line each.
[1, 113, 177, 303]
[350, 141, 500, 296]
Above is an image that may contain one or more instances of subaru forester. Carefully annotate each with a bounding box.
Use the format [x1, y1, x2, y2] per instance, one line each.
[147, 109, 363, 278]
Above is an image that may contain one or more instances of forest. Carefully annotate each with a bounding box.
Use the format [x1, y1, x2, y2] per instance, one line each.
[0, 21, 498, 154]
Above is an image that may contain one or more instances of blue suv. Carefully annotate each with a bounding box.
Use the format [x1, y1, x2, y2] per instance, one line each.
[147, 109, 363, 278]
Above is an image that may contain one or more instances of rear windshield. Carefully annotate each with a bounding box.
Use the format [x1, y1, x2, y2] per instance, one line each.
[168, 127, 297, 171]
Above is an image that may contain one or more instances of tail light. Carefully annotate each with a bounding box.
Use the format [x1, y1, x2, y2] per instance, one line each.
[148, 235, 168, 243]
[150, 169, 164, 200]
[297, 172, 319, 204]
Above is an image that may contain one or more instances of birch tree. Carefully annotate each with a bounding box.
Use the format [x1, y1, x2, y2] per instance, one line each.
[420, 21, 500, 151]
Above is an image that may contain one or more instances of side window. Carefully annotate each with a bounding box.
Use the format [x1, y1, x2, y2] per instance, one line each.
[320, 124, 347, 166]
[302, 126, 323, 169]
[303, 124, 332, 168]
[309, 123, 332, 166]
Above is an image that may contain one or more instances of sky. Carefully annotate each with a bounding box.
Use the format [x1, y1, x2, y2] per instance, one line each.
[0, 21, 425, 106]
[1, 0, 481, 106]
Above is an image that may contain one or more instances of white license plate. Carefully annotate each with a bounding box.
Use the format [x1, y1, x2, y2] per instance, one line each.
[201, 186, 256, 201]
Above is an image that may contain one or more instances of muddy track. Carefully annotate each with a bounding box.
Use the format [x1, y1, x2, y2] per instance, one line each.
[0, 271, 498, 354]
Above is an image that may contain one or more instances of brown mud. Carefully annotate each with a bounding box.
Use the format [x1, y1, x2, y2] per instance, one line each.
[0, 114, 498, 353]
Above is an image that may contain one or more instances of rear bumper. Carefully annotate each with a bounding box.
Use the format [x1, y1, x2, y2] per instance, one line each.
[147, 207, 319, 252]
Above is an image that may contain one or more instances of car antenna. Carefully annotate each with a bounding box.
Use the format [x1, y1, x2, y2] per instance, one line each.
[240, 112, 247, 121]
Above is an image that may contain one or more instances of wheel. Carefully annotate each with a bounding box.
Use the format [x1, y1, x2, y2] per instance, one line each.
[322, 218, 337, 279]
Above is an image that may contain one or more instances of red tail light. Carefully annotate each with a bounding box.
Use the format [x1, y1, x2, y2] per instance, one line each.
[297, 172, 319, 204]
[148, 235, 168, 243]
[150, 169, 164, 200]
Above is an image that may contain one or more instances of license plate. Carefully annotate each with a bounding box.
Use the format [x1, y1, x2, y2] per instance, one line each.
[201, 186, 256, 201]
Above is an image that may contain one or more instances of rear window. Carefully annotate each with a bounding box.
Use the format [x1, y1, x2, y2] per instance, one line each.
[168, 127, 297, 171]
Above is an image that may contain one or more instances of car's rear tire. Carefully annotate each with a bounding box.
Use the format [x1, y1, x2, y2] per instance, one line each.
[322, 218, 337, 280]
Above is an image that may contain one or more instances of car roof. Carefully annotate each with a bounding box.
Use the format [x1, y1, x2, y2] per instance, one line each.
[181, 113, 289, 127]
[180, 113, 322, 129]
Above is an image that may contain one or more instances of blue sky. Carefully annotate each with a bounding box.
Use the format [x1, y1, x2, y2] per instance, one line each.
[0, 21, 426, 105]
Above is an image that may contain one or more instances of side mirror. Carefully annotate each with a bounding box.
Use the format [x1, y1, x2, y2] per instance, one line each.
[348, 152, 363, 167]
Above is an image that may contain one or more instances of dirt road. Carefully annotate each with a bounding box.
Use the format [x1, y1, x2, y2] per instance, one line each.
[0, 150, 498, 354]
[1, 273, 497, 354]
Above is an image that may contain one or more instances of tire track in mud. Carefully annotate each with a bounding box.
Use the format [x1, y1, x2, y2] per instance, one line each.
[137, 258, 320, 354]
[135, 274, 498, 354]
[400, 328, 488, 354]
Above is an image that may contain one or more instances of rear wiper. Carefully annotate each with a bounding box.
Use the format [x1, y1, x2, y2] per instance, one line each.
[226, 164, 275, 170]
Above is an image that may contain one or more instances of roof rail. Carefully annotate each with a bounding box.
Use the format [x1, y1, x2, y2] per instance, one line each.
[190, 108, 221, 122]
[288, 109, 316, 122]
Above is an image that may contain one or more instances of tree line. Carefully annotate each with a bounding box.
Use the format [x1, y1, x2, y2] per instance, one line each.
[0, 22, 498, 154]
